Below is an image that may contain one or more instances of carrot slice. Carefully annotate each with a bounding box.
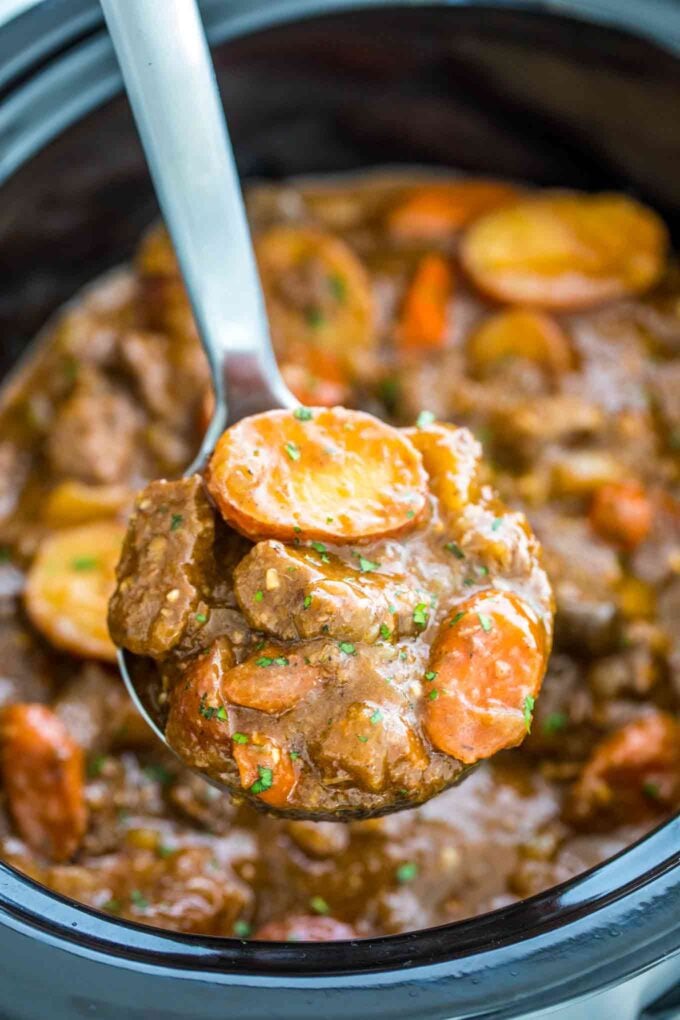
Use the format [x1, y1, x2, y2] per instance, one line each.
[255, 226, 374, 373]
[24, 521, 125, 661]
[568, 712, 680, 827]
[387, 181, 520, 242]
[1, 704, 86, 861]
[461, 192, 667, 309]
[590, 481, 653, 549]
[397, 254, 454, 352]
[423, 591, 548, 764]
[467, 307, 574, 378]
[222, 646, 320, 714]
[206, 407, 428, 544]
[233, 734, 297, 809]
[403, 421, 482, 515]
[280, 347, 352, 408]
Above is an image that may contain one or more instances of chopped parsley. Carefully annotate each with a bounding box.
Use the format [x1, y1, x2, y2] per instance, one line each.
[491, 517, 503, 532]
[311, 541, 330, 563]
[413, 603, 429, 628]
[369, 709, 383, 725]
[357, 554, 380, 573]
[476, 565, 489, 577]
[71, 556, 98, 571]
[396, 862, 418, 884]
[103, 898, 120, 914]
[293, 407, 313, 421]
[195, 612, 207, 623]
[233, 919, 252, 938]
[303, 594, 313, 609]
[444, 542, 465, 559]
[198, 694, 228, 720]
[232, 732, 249, 745]
[305, 306, 325, 328]
[406, 510, 415, 519]
[449, 611, 466, 627]
[523, 694, 535, 733]
[424, 671, 437, 682]
[0, 547, 10, 563]
[339, 641, 356, 655]
[250, 765, 274, 795]
[428, 689, 439, 701]
[156, 844, 176, 859]
[542, 712, 568, 735]
[309, 895, 330, 915]
[378, 376, 401, 412]
[416, 410, 435, 429]
[254, 590, 264, 602]
[289, 750, 301, 761]
[329, 274, 347, 302]
[642, 780, 661, 800]
[130, 890, 149, 910]
[379, 623, 392, 640]
[357, 734, 369, 743]
[87, 754, 107, 778]
[477, 612, 493, 633]
[255, 656, 289, 668]
[284, 441, 301, 462]
[170, 513, 183, 531]
[143, 763, 172, 785]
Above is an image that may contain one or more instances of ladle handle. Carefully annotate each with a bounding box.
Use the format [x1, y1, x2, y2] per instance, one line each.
[100, 0, 293, 429]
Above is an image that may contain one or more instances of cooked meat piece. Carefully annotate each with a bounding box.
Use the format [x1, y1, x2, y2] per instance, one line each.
[54, 662, 153, 753]
[46, 371, 140, 485]
[316, 701, 428, 794]
[108, 475, 215, 657]
[234, 540, 421, 643]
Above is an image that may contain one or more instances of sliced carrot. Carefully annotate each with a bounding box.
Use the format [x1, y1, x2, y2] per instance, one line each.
[568, 712, 680, 827]
[461, 192, 667, 309]
[387, 180, 520, 242]
[590, 481, 653, 549]
[1, 704, 86, 861]
[24, 521, 125, 661]
[404, 421, 482, 514]
[165, 640, 236, 774]
[423, 591, 549, 764]
[467, 307, 574, 378]
[222, 646, 320, 714]
[397, 254, 453, 352]
[206, 407, 428, 544]
[255, 226, 374, 374]
[233, 734, 297, 809]
[280, 347, 352, 408]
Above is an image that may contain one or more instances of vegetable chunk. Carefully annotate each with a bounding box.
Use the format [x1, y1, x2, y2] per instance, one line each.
[207, 407, 428, 544]
[397, 254, 453, 352]
[25, 521, 125, 661]
[424, 591, 549, 764]
[1, 704, 86, 861]
[387, 180, 520, 241]
[461, 192, 666, 309]
[467, 308, 574, 378]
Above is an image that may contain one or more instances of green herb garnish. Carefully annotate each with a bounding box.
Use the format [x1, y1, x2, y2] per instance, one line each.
[254, 590, 264, 603]
[413, 603, 429, 628]
[339, 641, 356, 655]
[449, 611, 466, 627]
[303, 594, 313, 609]
[369, 709, 383, 725]
[523, 694, 535, 733]
[396, 862, 418, 884]
[477, 612, 493, 633]
[357, 555, 380, 573]
[424, 671, 437, 682]
[444, 542, 465, 559]
[130, 890, 149, 910]
[284, 441, 301, 462]
[71, 556, 98, 571]
[293, 407, 313, 421]
[170, 513, 183, 531]
[250, 765, 274, 794]
[542, 712, 568, 735]
[379, 623, 392, 640]
[195, 612, 207, 623]
[428, 689, 439, 701]
[233, 919, 252, 938]
[416, 410, 435, 429]
[232, 732, 248, 745]
[309, 895, 330, 915]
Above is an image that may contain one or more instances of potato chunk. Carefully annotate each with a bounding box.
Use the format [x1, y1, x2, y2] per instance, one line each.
[25, 521, 125, 661]
[461, 192, 666, 309]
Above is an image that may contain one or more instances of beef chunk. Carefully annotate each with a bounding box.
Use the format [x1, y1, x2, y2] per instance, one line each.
[46, 371, 140, 484]
[108, 476, 215, 657]
[233, 540, 421, 643]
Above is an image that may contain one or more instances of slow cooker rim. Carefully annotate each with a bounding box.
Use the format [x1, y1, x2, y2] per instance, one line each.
[0, 0, 678, 1007]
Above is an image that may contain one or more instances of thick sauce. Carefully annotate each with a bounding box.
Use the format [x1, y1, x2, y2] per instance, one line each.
[0, 172, 677, 939]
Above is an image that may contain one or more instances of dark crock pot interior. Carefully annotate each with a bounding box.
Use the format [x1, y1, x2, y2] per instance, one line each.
[0, 3, 678, 1017]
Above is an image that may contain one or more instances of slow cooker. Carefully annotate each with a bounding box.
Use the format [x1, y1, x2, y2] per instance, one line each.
[0, 1, 678, 1017]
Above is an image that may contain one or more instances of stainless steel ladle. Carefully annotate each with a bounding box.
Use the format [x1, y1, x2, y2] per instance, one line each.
[100, 0, 295, 758]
